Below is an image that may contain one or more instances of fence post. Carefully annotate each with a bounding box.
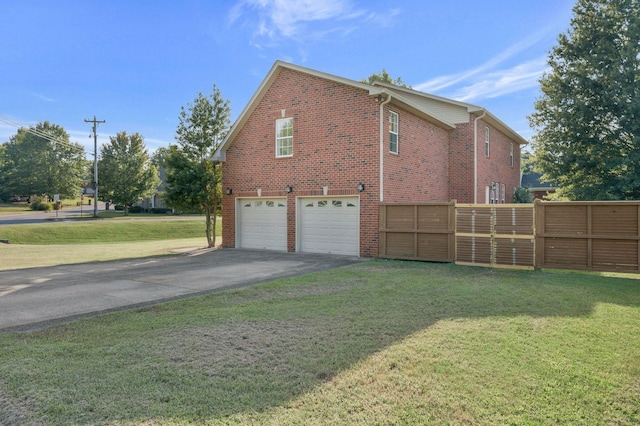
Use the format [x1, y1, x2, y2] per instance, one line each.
[534, 199, 543, 270]
[379, 204, 386, 257]
[450, 200, 456, 262]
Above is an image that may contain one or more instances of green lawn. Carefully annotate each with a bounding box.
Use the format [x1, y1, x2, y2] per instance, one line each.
[0, 202, 31, 215]
[1, 261, 638, 425]
[0, 219, 211, 245]
[0, 219, 220, 270]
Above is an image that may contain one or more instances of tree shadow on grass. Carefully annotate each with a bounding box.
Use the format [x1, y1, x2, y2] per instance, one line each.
[2, 261, 640, 424]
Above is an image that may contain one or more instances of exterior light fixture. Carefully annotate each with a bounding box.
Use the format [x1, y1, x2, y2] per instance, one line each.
[358, 183, 365, 192]
[286, 185, 293, 193]
[226, 187, 232, 195]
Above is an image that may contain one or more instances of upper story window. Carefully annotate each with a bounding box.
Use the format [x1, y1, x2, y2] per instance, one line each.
[485, 126, 490, 157]
[389, 111, 399, 154]
[276, 117, 293, 157]
[510, 143, 514, 167]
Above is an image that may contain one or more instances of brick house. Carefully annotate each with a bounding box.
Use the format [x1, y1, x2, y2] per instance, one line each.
[212, 61, 527, 257]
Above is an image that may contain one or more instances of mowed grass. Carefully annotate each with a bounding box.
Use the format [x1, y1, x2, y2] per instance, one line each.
[0, 219, 220, 270]
[0, 203, 31, 215]
[0, 220, 210, 244]
[0, 238, 209, 270]
[1, 261, 639, 425]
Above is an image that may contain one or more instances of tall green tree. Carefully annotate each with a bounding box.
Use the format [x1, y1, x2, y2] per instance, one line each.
[529, 0, 640, 200]
[362, 68, 411, 88]
[164, 85, 231, 247]
[0, 121, 87, 199]
[97, 131, 160, 215]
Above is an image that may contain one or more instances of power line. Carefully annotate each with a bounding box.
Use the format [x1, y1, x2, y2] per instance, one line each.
[0, 117, 88, 154]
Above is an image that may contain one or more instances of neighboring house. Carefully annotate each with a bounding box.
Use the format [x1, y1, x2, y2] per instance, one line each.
[521, 170, 557, 200]
[81, 184, 95, 196]
[136, 167, 168, 210]
[212, 61, 527, 257]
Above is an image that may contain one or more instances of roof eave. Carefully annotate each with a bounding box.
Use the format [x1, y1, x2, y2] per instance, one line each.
[376, 82, 529, 145]
[472, 108, 529, 145]
[384, 91, 456, 130]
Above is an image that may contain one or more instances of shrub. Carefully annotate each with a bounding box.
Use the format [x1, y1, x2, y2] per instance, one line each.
[513, 187, 534, 203]
[129, 206, 145, 214]
[32, 201, 53, 211]
[114, 205, 125, 211]
[151, 207, 171, 214]
[30, 195, 53, 211]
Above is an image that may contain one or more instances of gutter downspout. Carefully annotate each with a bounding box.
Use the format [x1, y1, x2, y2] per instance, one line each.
[473, 110, 486, 204]
[379, 93, 391, 202]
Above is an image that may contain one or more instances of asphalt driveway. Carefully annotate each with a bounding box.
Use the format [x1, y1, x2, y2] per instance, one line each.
[0, 249, 364, 332]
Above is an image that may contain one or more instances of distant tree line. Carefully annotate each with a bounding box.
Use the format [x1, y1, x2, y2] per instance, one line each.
[0, 122, 160, 215]
[0, 121, 87, 202]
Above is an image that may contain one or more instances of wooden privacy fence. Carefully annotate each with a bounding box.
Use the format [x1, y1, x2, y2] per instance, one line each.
[455, 204, 535, 269]
[536, 201, 640, 273]
[379, 201, 640, 273]
[378, 202, 455, 262]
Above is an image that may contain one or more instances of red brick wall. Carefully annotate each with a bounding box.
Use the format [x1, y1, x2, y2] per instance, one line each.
[221, 67, 522, 257]
[383, 105, 451, 203]
[221, 67, 381, 256]
[448, 115, 521, 203]
[476, 119, 521, 203]
[448, 121, 475, 203]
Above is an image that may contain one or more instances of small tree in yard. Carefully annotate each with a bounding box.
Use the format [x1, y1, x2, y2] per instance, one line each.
[98, 131, 160, 215]
[164, 86, 231, 248]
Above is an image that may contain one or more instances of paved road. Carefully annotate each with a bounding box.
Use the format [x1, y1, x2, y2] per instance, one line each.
[0, 249, 363, 332]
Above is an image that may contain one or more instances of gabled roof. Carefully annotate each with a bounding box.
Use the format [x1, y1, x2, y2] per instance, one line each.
[521, 170, 556, 190]
[212, 61, 528, 160]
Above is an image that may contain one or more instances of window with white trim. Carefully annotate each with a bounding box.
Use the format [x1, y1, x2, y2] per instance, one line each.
[389, 111, 399, 154]
[276, 117, 293, 157]
[490, 182, 498, 204]
[485, 126, 490, 157]
[510, 143, 514, 167]
[501, 184, 506, 203]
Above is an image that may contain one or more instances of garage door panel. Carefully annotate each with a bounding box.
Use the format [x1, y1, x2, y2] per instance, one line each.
[299, 197, 359, 256]
[238, 198, 287, 251]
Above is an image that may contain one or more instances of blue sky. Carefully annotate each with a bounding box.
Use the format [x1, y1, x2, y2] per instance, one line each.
[0, 0, 576, 155]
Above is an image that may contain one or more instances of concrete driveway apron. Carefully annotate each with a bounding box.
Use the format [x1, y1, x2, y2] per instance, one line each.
[0, 249, 363, 332]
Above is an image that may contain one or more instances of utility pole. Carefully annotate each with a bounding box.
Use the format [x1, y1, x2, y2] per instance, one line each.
[84, 115, 105, 218]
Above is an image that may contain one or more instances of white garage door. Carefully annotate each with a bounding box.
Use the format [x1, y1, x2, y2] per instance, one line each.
[237, 198, 287, 251]
[299, 197, 359, 255]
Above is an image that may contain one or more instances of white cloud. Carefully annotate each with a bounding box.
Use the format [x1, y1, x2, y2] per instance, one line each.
[362, 8, 400, 28]
[413, 28, 555, 104]
[29, 92, 54, 103]
[229, 0, 396, 45]
[450, 58, 549, 102]
[268, 0, 358, 37]
[415, 33, 545, 94]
